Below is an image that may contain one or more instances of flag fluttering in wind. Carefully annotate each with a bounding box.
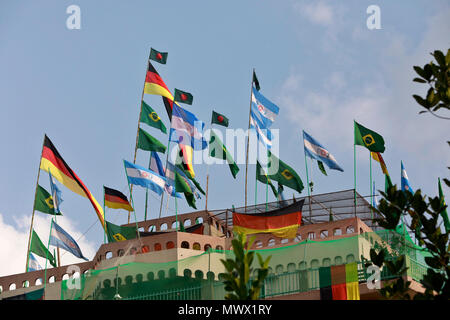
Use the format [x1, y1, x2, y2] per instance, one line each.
[253, 70, 260, 91]
[438, 178, 450, 233]
[124, 160, 167, 196]
[303, 130, 343, 172]
[40, 135, 105, 228]
[169, 104, 207, 150]
[105, 220, 138, 243]
[144, 61, 174, 100]
[30, 230, 56, 268]
[175, 161, 205, 195]
[149, 48, 168, 64]
[28, 253, 42, 272]
[401, 161, 413, 194]
[34, 185, 61, 216]
[251, 87, 279, 128]
[371, 152, 389, 175]
[354, 121, 385, 153]
[250, 111, 273, 149]
[104, 186, 134, 211]
[150, 151, 165, 177]
[385, 173, 393, 193]
[140, 101, 167, 134]
[174, 88, 193, 105]
[209, 130, 239, 179]
[211, 110, 229, 127]
[137, 128, 167, 153]
[256, 161, 278, 198]
[232, 199, 304, 239]
[49, 220, 88, 261]
[265, 152, 304, 194]
[48, 171, 63, 215]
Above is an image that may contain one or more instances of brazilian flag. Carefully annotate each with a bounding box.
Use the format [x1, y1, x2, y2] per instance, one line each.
[140, 101, 167, 134]
[266, 152, 304, 194]
[34, 185, 62, 215]
[105, 220, 138, 243]
[354, 121, 385, 153]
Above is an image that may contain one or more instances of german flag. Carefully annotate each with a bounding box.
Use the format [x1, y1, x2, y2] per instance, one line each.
[40, 135, 105, 228]
[104, 186, 133, 211]
[232, 199, 304, 239]
[144, 61, 174, 101]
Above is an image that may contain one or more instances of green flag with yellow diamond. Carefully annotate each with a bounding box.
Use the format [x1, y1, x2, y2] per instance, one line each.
[140, 101, 167, 134]
[266, 152, 304, 194]
[354, 121, 385, 153]
[105, 220, 137, 243]
[34, 185, 62, 215]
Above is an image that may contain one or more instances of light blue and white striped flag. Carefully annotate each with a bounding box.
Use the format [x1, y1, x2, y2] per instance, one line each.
[401, 161, 413, 194]
[124, 160, 167, 196]
[50, 220, 88, 261]
[28, 253, 42, 272]
[303, 130, 343, 172]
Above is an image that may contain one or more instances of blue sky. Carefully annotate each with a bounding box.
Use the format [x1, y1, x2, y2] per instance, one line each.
[0, 0, 449, 276]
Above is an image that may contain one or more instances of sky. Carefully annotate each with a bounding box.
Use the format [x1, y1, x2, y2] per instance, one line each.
[0, 0, 449, 277]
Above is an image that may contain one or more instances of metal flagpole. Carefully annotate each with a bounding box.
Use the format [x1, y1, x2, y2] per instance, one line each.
[43, 218, 54, 295]
[103, 186, 106, 244]
[25, 135, 45, 273]
[353, 142, 357, 216]
[205, 122, 213, 211]
[123, 161, 142, 244]
[144, 155, 151, 221]
[244, 68, 255, 211]
[369, 152, 373, 220]
[304, 151, 312, 220]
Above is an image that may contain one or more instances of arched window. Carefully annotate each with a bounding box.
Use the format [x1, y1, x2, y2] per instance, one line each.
[171, 221, 179, 229]
[310, 259, 319, 269]
[287, 263, 296, 273]
[181, 241, 190, 249]
[268, 239, 276, 247]
[141, 245, 150, 253]
[204, 244, 212, 251]
[333, 228, 342, 236]
[196, 217, 203, 224]
[62, 274, 69, 281]
[193, 242, 201, 250]
[346, 225, 355, 234]
[166, 241, 175, 249]
[154, 243, 162, 251]
[9, 283, 16, 291]
[215, 245, 223, 250]
[117, 249, 125, 257]
[334, 256, 343, 265]
[105, 251, 113, 259]
[184, 219, 192, 227]
[320, 230, 328, 239]
[281, 238, 289, 244]
[160, 223, 168, 231]
[194, 270, 204, 280]
[35, 278, 43, 286]
[255, 241, 263, 248]
[275, 265, 284, 275]
[308, 232, 316, 240]
[346, 254, 355, 264]
[299, 261, 307, 270]
[322, 258, 331, 267]
[148, 225, 156, 232]
[48, 275, 55, 283]
[22, 280, 29, 288]
[183, 269, 192, 278]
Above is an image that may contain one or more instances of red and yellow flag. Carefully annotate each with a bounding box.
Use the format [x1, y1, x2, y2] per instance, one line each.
[104, 186, 133, 212]
[371, 151, 388, 175]
[144, 61, 174, 100]
[40, 135, 105, 228]
[232, 200, 303, 239]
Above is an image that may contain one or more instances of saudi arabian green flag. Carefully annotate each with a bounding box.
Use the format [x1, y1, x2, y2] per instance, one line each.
[317, 160, 327, 176]
[105, 220, 137, 243]
[354, 121, 386, 153]
[137, 128, 166, 153]
[30, 230, 56, 267]
[438, 178, 450, 233]
[211, 111, 229, 127]
[174, 88, 193, 105]
[140, 101, 167, 134]
[266, 152, 304, 194]
[149, 48, 168, 64]
[256, 161, 278, 198]
[34, 185, 62, 215]
[209, 130, 239, 178]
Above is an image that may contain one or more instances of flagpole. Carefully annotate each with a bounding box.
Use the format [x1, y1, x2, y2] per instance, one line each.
[205, 122, 213, 211]
[103, 186, 106, 244]
[265, 148, 269, 212]
[158, 113, 173, 219]
[244, 68, 255, 211]
[254, 166, 258, 207]
[353, 142, 357, 217]
[123, 161, 142, 244]
[304, 151, 312, 220]
[43, 218, 54, 295]
[369, 152, 373, 220]
[144, 155, 152, 221]
[48, 168, 61, 267]
[25, 135, 45, 273]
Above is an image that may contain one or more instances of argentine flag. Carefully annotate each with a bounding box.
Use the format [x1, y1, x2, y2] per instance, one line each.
[303, 130, 343, 172]
[28, 253, 42, 272]
[250, 109, 273, 149]
[251, 87, 279, 128]
[169, 104, 207, 150]
[49, 220, 88, 261]
[124, 160, 167, 196]
[49, 170, 63, 215]
[401, 161, 413, 194]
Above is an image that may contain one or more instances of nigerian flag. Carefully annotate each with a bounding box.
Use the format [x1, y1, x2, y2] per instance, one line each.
[34, 185, 62, 215]
[209, 130, 239, 179]
[266, 152, 304, 193]
[140, 101, 167, 134]
[354, 121, 385, 153]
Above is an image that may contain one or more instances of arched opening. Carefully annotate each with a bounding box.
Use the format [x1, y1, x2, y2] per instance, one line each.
[148, 225, 156, 232]
[48, 275, 55, 283]
[181, 241, 189, 249]
[105, 251, 113, 259]
[268, 238, 276, 247]
[287, 263, 296, 273]
[196, 217, 203, 224]
[194, 270, 204, 280]
[141, 245, 150, 253]
[346, 254, 355, 263]
[62, 274, 69, 281]
[166, 241, 175, 249]
[35, 278, 43, 286]
[157, 270, 165, 280]
[183, 269, 192, 278]
[308, 232, 316, 240]
[171, 221, 179, 230]
[204, 244, 212, 251]
[320, 230, 328, 239]
[193, 242, 201, 250]
[299, 261, 307, 270]
[117, 249, 125, 257]
[346, 225, 355, 234]
[322, 258, 331, 267]
[160, 223, 168, 231]
[334, 256, 343, 265]
[255, 241, 263, 248]
[310, 259, 319, 269]
[22, 280, 29, 288]
[9, 283, 16, 291]
[215, 245, 223, 250]
[154, 243, 162, 251]
[333, 228, 342, 236]
[184, 219, 192, 227]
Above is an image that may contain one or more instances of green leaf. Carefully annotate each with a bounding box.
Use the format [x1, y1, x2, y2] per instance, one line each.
[412, 94, 430, 109]
[433, 50, 446, 67]
[413, 77, 427, 83]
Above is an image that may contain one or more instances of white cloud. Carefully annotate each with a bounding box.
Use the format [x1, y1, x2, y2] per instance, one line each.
[0, 213, 97, 277]
[295, 1, 334, 26]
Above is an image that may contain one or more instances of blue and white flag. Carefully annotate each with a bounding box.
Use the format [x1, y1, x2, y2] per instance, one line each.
[401, 161, 413, 194]
[149, 151, 165, 176]
[163, 161, 183, 198]
[372, 181, 378, 209]
[49, 170, 63, 214]
[303, 130, 343, 172]
[251, 87, 280, 128]
[250, 109, 273, 149]
[28, 253, 42, 272]
[169, 104, 207, 150]
[124, 160, 167, 196]
[49, 220, 88, 261]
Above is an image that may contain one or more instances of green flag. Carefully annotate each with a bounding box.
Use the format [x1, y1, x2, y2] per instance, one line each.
[30, 230, 56, 267]
[266, 152, 304, 194]
[105, 220, 138, 243]
[175, 171, 192, 194]
[175, 163, 206, 195]
[149, 48, 168, 64]
[253, 70, 260, 91]
[209, 130, 239, 178]
[140, 101, 167, 134]
[174, 88, 193, 105]
[34, 185, 62, 216]
[438, 178, 450, 233]
[354, 121, 385, 152]
[211, 111, 229, 127]
[256, 161, 278, 198]
[137, 128, 166, 153]
[317, 160, 327, 176]
[385, 174, 393, 193]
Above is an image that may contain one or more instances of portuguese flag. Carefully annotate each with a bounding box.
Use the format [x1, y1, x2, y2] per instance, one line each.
[211, 111, 229, 127]
[319, 262, 360, 300]
[354, 121, 385, 153]
[149, 48, 168, 64]
[137, 128, 167, 153]
[40, 135, 105, 228]
[104, 186, 133, 212]
[232, 199, 304, 239]
[174, 88, 193, 105]
[144, 61, 174, 101]
[34, 185, 61, 215]
[140, 101, 167, 134]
